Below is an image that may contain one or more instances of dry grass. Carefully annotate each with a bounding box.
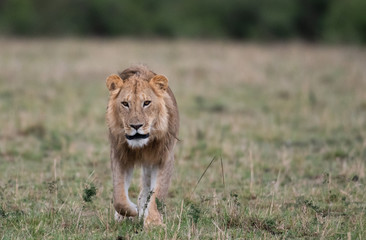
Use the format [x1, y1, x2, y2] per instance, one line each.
[0, 38, 366, 239]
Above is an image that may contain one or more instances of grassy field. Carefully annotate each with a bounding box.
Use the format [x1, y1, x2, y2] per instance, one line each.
[0, 39, 366, 239]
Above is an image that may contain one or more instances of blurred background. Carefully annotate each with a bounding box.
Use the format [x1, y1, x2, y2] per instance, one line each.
[0, 0, 365, 43]
[1, 0, 366, 239]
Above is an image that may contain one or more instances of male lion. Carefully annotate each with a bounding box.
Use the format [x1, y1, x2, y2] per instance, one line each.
[105, 66, 179, 227]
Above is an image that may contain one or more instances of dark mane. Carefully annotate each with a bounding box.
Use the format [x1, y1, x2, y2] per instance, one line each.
[119, 65, 156, 81]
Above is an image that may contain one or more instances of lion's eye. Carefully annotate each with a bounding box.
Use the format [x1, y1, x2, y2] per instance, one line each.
[121, 101, 129, 108]
[143, 101, 151, 107]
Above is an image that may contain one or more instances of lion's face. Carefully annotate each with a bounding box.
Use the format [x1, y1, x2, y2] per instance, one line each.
[106, 74, 169, 148]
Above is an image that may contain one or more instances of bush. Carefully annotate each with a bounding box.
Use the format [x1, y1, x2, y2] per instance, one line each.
[0, 0, 365, 43]
[324, 0, 366, 43]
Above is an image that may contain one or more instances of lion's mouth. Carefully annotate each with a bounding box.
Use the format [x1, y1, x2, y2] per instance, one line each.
[125, 133, 150, 140]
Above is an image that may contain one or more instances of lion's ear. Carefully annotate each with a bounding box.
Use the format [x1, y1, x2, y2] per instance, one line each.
[106, 74, 123, 91]
[150, 75, 168, 91]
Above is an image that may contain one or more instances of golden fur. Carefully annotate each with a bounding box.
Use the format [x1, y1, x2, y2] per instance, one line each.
[105, 65, 179, 227]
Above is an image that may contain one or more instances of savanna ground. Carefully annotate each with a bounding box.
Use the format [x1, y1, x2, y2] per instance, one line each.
[0, 39, 365, 239]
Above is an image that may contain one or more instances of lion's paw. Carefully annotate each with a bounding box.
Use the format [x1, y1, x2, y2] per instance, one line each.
[114, 211, 125, 222]
[144, 212, 164, 229]
[115, 211, 137, 222]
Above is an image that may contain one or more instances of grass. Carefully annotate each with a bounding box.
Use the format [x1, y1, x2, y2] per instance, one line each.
[0, 38, 366, 239]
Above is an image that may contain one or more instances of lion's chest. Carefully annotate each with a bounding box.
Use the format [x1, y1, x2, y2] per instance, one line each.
[121, 140, 166, 165]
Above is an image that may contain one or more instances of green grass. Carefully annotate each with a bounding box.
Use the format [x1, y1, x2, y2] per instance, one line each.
[0, 39, 366, 239]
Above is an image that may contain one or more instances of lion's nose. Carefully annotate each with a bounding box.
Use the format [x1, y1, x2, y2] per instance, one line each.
[130, 124, 143, 130]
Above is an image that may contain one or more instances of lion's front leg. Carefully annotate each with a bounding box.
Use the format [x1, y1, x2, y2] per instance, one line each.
[112, 159, 137, 220]
[138, 165, 155, 218]
[141, 156, 174, 228]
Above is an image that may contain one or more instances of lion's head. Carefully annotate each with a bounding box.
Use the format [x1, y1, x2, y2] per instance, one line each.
[106, 68, 170, 149]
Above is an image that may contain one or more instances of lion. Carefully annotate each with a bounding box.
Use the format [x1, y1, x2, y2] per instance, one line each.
[105, 65, 179, 228]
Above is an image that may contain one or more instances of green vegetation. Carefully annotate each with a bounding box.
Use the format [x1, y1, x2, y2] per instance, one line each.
[0, 39, 366, 239]
[0, 0, 366, 43]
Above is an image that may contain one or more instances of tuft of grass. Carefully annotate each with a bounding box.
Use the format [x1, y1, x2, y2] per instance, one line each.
[0, 206, 6, 218]
[155, 197, 165, 215]
[187, 202, 201, 224]
[19, 123, 46, 139]
[83, 183, 97, 202]
[248, 216, 284, 235]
